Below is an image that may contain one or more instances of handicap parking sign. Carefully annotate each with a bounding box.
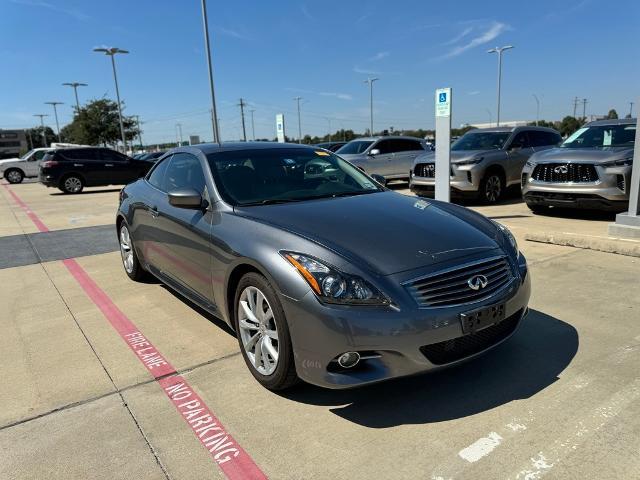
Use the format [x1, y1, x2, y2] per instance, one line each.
[439, 92, 447, 103]
[435, 88, 451, 117]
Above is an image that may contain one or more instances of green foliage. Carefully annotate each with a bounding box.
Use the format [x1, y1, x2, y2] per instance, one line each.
[60, 98, 139, 146]
[606, 109, 619, 119]
[526, 120, 557, 129]
[25, 126, 57, 148]
[558, 116, 584, 137]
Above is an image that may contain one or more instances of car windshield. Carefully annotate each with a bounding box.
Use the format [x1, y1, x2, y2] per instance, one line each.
[20, 149, 37, 160]
[207, 147, 382, 206]
[336, 140, 373, 154]
[451, 132, 511, 151]
[561, 124, 636, 149]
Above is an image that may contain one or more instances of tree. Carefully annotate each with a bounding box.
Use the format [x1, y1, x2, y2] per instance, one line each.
[558, 116, 583, 137]
[25, 126, 57, 148]
[60, 98, 139, 147]
[527, 120, 556, 129]
[606, 109, 618, 119]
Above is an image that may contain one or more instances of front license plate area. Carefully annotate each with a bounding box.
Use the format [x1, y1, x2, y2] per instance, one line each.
[460, 303, 505, 334]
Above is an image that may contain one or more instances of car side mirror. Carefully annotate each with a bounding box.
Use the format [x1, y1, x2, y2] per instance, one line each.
[368, 148, 380, 156]
[168, 188, 203, 209]
[508, 145, 522, 152]
[370, 173, 387, 186]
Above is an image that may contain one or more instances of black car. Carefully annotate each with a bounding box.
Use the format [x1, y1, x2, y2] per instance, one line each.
[138, 151, 167, 162]
[313, 141, 347, 152]
[39, 147, 154, 193]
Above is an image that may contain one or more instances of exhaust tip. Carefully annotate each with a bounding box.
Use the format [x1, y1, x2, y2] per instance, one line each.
[337, 351, 360, 369]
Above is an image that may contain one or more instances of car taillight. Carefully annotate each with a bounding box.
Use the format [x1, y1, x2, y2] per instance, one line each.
[42, 160, 59, 168]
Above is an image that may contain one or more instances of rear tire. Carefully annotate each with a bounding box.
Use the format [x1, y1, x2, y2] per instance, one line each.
[5, 169, 24, 184]
[234, 272, 298, 391]
[60, 175, 84, 194]
[479, 172, 504, 204]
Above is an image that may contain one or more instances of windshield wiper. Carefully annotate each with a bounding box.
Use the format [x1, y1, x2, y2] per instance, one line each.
[242, 198, 303, 206]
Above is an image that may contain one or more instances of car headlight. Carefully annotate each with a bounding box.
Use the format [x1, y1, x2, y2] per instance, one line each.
[282, 252, 389, 305]
[494, 222, 519, 259]
[456, 156, 484, 166]
[602, 156, 633, 167]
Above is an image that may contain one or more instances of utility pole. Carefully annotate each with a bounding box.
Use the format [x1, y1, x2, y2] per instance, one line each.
[630, 102, 635, 118]
[33, 114, 48, 147]
[237, 98, 247, 141]
[485, 108, 493, 127]
[363, 77, 379, 135]
[573, 97, 579, 118]
[175, 123, 183, 147]
[249, 109, 256, 140]
[44, 102, 63, 142]
[487, 46, 513, 126]
[62, 82, 87, 113]
[532, 94, 540, 126]
[293, 96, 303, 143]
[582, 98, 587, 119]
[201, 0, 221, 144]
[25, 129, 33, 150]
[135, 115, 143, 150]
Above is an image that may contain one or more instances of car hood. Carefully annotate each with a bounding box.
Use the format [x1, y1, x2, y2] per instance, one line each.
[413, 150, 502, 165]
[531, 147, 634, 164]
[0, 157, 21, 166]
[234, 191, 501, 275]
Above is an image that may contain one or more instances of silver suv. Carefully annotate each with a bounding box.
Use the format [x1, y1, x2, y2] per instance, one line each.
[522, 119, 635, 212]
[336, 136, 428, 181]
[410, 126, 561, 203]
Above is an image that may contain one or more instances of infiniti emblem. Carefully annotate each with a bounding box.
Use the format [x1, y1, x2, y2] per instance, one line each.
[554, 165, 569, 174]
[467, 274, 489, 291]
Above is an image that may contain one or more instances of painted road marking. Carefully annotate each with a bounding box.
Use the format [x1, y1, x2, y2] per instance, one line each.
[458, 432, 504, 463]
[3, 184, 267, 480]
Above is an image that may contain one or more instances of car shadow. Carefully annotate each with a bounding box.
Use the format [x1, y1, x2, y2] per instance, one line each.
[530, 207, 617, 222]
[49, 188, 122, 196]
[279, 309, 578, 427]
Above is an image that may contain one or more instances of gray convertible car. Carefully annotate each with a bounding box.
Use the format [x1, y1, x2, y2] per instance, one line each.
[116, 142, 530, 390]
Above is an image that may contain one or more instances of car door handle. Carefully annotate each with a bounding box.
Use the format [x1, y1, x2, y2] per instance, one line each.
[149, 206, 159, 218]
[105, 163, 114, 167]
[73, 163, 84, 167]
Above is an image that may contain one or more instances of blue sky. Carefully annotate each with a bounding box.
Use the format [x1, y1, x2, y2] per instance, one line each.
[1, 0, 638, 144]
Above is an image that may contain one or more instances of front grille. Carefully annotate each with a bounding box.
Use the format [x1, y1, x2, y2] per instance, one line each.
[414, 163, 435, 178]
[531, 163, 598, 183]
[405, 256, 513, 308]
[617, 175, 625, 192]
[420, 309, 522, 365]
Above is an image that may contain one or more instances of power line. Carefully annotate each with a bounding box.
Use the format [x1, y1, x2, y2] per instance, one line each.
[237, 98, 247, 141]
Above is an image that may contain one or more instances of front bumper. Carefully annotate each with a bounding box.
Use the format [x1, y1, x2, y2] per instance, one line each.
[521, 164, 630, 211]
[282, 254, 531, 389]
[410, 164, 482, 196]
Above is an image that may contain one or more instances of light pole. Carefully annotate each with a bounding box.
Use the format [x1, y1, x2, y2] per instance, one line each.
[93, 47, 129, 151]
[201, 0, 221, 144]
[485, 108, 493, 127]
[532, 94, 540, 126]
[630, 102, 635, 118]
[134, 115, 143, 150]
[44, 102, 63, 142]
[487, 45, 513, 126]
[582, 98, 588, 119]
[364, 77, 379, 135]
[62, 82, 87, 113]
[176, 123, 183, 147]
[33, 114, 49, 147]
[237, 98, 247, 141]
[293, 96, 303, 143]
[249, 109, 256, 140]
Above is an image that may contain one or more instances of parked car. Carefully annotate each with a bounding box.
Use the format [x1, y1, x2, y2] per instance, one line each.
[336, 136, 428, 181]
[522, 119, 636, 212]
[410, 126, 562, 203]
[0, 143, 86, 184]
[39, 147, 154, 193]
[116, 142, 530, 390]
[313, 141, 347, 152]
[138, 151, 167, 162]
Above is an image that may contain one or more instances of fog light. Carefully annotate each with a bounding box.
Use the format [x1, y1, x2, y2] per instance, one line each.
[337, 351, 360, 368]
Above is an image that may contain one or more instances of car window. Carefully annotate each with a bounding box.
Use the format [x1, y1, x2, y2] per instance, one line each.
[375, 139, 395, 154]
[393, 139, 424, 152]
[452, 132, 511, 151]
[529, 131, 561, 147]
[31, 150, 47, 161]
[336, 140, 373, 155]
[509, 132, 531, 149]
[61, 149, 100, 161]
[101, 149, 129, 162]
[164, 153, 206, 193]
[147, 155, 171, 190]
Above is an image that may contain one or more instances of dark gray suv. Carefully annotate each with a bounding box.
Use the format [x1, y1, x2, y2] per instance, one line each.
[410, 126, 561, 203]
[522, 119, 635, 212]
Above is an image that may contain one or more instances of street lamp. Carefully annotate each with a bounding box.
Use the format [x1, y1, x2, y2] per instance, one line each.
[44, 101, 63, 142]
[363, 77, 379, 135]
[532, 94, 540, 126]
[93, 46, 129, 151]
[201, 0, 221, 144]
[62, 82, 87, 113]
[487, 45, 513, 126]
[293, 96, 303, 143]
[33, 114, 49, 147]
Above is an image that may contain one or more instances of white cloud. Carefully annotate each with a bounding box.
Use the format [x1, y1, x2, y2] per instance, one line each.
[369, 51, 389, 62]
[440, 21, 509, 59]
[215, 27, 250, 40]
[300, 4, 313, 20]
[467, 91, 480, 96]
[10, 0, 89, 21]
[353, 66, 381, 75]
[319, 92, 353, 101]
[442, 27, 473, 46]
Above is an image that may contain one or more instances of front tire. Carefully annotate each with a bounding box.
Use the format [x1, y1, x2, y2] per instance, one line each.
[479, 172, 504, 204]
[5, 169, 24, 184]
[234, 273, 298, 390]
[60, 175, 84, 194]
[118, 222, 148, 281]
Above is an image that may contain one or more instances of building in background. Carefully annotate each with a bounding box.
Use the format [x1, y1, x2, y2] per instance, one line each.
[0, 130, 28, 159]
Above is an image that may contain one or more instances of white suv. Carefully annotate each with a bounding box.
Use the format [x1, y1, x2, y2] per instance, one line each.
[0, 144, 86, 184]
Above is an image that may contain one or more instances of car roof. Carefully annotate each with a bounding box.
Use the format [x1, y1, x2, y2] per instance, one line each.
[468, 126, 559, 134]
[585, 118, 636, 127]
[347, 136, 424, 142]
[184, 142, 326, 156]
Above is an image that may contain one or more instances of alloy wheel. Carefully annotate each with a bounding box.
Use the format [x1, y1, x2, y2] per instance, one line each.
[64, 176, 82, 193]
[6, 170, 22, 183]
[485, 175, 502, 203]
[238, 286, 279, 376]
[119, 225, 134, 274]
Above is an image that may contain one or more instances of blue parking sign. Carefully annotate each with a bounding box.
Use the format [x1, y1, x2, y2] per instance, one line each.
[439, 92, 447, 103]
